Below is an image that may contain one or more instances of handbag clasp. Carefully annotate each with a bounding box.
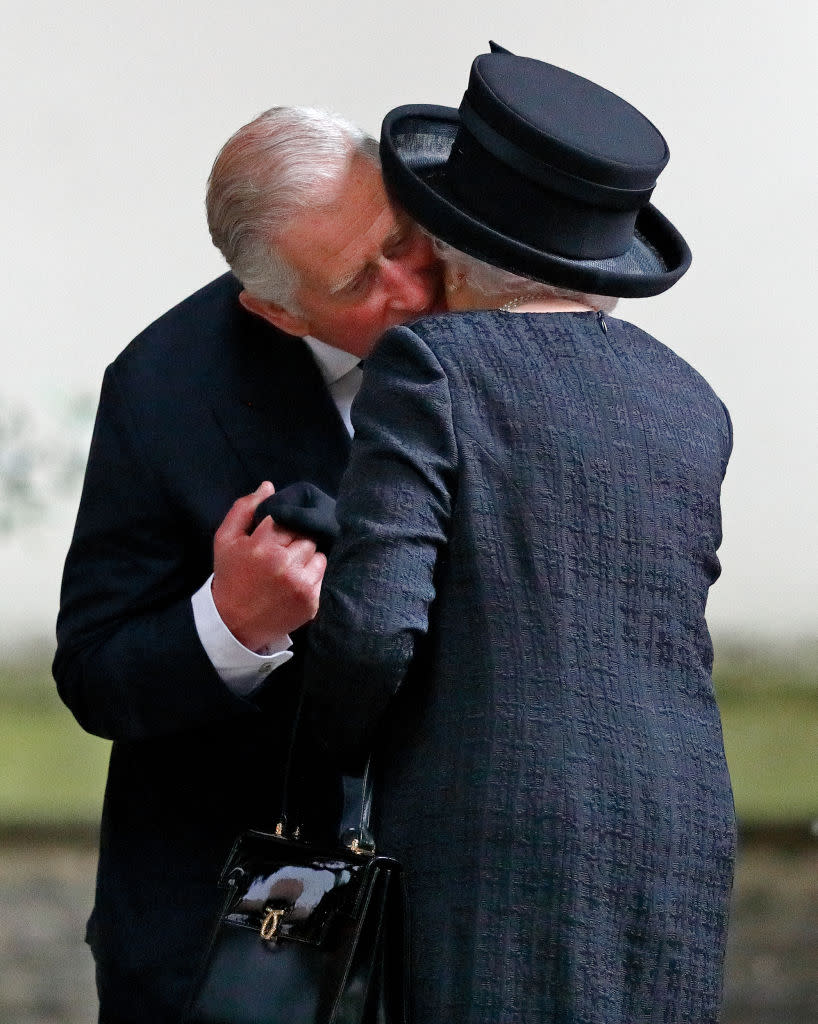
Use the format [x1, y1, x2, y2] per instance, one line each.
[260, 906, 287, 942]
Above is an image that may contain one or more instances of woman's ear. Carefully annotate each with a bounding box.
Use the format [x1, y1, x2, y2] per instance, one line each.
[239, 290, 311, 337]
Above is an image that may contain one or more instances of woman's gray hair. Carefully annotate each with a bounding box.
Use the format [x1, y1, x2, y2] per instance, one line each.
[206, 107, 379, 311]
[431, 237, 618, 313]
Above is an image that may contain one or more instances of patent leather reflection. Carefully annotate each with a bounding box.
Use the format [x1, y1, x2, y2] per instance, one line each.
[223, 845, 368, 946]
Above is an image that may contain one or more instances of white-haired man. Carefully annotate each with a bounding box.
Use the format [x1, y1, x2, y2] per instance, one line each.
[54, 107, 443, 1022]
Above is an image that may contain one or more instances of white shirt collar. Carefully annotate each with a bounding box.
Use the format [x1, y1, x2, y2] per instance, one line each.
[303, 336, 360, 385]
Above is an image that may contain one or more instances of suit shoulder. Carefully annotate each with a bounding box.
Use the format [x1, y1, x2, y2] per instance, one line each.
[105, 273, 298, 397]
[110, 273, 244, 375]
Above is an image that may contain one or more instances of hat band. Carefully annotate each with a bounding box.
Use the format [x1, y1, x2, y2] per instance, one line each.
[446, 128, 641, 260]
[459, 98, 657, 209]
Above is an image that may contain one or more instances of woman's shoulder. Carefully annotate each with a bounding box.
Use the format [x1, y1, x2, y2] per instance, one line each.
[399, 309, 512, 352]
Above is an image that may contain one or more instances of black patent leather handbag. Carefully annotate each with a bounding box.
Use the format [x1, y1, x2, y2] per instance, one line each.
[185, 757, 409, 1024]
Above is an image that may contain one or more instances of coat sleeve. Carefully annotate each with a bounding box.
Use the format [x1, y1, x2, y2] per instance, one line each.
[304, 324, 458, 767]
[53, 361, 254, 742]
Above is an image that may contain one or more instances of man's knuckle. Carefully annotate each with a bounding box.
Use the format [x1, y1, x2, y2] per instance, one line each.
[272, 548, 292, 574]
[290, 572, 311, 598]
[288, 571, 312, 597]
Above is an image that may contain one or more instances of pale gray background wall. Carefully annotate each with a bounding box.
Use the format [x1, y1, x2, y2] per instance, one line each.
[1, 0, 815, 648]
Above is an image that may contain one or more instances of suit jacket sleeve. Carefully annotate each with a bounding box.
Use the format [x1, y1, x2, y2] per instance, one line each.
[304, 324, 458, 766]
[53, 361, 253, 741]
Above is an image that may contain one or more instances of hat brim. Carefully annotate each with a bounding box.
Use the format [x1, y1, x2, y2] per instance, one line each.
[380, 105, 691, 298]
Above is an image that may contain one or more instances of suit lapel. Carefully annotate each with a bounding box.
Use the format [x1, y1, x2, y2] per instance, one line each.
[208, 310, 351, 499]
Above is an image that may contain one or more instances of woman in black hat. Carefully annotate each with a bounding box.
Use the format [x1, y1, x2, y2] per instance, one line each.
[306, 47, 734, 1023]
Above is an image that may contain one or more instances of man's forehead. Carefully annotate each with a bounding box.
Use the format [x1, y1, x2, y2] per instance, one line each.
[284, 180, 402, 291]
[283, 155, 384, 240]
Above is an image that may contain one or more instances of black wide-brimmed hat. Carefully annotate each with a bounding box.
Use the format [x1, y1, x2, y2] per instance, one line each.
[380, 44, 691, 297]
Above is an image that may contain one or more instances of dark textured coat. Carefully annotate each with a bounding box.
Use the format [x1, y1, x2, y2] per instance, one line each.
[53, 274, 350, 1022]
[306, 310, 735, 1024]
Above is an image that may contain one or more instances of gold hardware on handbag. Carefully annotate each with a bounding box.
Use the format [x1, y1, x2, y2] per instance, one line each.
[185, 828, 408, 1024]
[183, 702, 404, 1023]
[259, 906, 287, 942]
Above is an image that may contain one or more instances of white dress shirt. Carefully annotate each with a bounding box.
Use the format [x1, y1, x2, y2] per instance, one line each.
[191, 338, 362, 696]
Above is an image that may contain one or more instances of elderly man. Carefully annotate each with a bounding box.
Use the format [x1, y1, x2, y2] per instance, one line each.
[53, 106, 442, 1022]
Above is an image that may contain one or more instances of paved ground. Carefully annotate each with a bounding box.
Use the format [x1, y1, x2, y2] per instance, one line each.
[722, 839, 818, 1022]
[1, 837, 816, 1023]
[0, 841, 96, 1024]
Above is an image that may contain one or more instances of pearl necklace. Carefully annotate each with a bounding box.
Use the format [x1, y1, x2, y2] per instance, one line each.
[498, 295, 529, 312]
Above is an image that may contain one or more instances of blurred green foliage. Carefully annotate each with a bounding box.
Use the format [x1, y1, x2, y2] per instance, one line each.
[0, 656, 109, 825]
[714, 638, 818, 696]
[0, 641, 816, 827]
[713, 640, 818, 822]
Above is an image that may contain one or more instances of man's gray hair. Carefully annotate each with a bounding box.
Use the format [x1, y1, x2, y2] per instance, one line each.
[206, 107, 379, 311]
[432, 238, 618, 313]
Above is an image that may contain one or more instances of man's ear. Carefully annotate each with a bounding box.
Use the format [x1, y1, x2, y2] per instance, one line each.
[239, 290, 311, 337]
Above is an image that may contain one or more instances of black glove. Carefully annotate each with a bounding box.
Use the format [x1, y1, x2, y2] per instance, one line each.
[253, 481, 339, 554]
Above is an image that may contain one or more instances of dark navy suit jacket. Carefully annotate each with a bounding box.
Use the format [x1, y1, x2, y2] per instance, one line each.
[54, 274, 350, 1021]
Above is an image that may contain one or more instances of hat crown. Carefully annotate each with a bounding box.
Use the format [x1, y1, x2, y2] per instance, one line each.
[466, 54, 669, 192]
[378, 47, 691, 297]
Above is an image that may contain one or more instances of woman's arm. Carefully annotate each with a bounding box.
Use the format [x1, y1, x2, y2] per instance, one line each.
[304, 323, 457, 766]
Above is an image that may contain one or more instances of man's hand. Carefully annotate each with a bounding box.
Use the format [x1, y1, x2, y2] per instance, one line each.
[211, 481, 327, 651]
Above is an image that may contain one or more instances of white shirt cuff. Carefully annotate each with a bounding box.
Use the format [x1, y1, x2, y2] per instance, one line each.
[191, 574, 293, 697]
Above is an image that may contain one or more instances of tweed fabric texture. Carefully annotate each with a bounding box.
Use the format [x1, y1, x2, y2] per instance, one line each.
[306, 310, 735, 1024]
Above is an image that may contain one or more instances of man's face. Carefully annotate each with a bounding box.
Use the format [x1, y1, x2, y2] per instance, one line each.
[251, 155, 444, 358]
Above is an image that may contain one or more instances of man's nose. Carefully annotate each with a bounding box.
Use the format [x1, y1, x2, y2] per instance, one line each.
[381, 257, 434, 312]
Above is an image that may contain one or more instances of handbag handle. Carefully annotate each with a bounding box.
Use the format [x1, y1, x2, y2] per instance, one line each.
[276, 687, 376, 854]
[339, 758, 376, 854]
